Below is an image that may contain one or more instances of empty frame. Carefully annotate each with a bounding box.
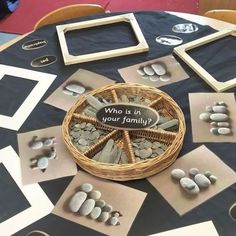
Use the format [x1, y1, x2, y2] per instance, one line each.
[56, 13, 149, 65]
[174, 29, 236, 92]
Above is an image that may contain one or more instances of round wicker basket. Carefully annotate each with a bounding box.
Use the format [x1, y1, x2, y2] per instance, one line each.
[62, 83, 186, 181]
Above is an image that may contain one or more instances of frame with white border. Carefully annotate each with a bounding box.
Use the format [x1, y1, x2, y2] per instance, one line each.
[56, 13, 149, 65]
[0, 146, 54, 235]
[0, 64, 56, 131]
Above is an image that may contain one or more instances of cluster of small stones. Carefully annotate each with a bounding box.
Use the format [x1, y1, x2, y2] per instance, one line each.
[63, 83, 86, 97]
[92, 139, 128, 164]
[117, 94, 152, 106]
[171, 168, 217, 195]
[137, 63, 171, 82]
[69, 121, 108, 153]
[151, 115, 179, 131]
[82, 94, 112, 117]
[69, 183, 122, 226]
[199, 101, 232, 135]
[29, 136, 57, 172]
[131, 138, 168, 162]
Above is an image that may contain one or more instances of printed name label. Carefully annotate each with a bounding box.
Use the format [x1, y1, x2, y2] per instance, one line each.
[22, 39, 47, 50]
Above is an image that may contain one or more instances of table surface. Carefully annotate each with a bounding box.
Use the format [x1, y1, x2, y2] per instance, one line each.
[0, 11, 235, 236]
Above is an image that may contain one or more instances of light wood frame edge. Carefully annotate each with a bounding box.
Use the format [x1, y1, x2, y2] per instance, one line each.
[56, 13, 149, 65]
[174, 29, 236, 92]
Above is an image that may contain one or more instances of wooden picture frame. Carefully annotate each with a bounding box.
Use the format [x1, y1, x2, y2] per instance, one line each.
[174, 29, 236, 92]
[56, 13, 149, 65]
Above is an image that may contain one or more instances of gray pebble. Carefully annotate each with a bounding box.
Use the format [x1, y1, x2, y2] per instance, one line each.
[80, 183, 93, 193]
[199, 112, 211, 121]
[204, 171, 212, 178]
[210, 113, 229, 122]
[139, 148, 152, 159]
[63, 89, 74, 96]
[86, 94, 104, 110]
[217, 122, 230, 127]
[108, 216, 119, 226]
[89, 207, 102, 219]
[37, 157, 49, 169]
[159, 73, 171, 82]
[43, 137, 56, 146]
[210, 122, 217, 127]
[97, 211, 110, 222]
[212, 105, 227, 113]
[143, 65, 155, 76]
[95, 199, 106, 208]
[137, 68, 146, 76]
[180, 177, 200, 195]
[218, 101, 227, 106]
[157, 119, 179, 130]
[99, 139, 114, 163]
[149, 75, 160, 82]
[78, 199, 95, 216]
[209, 175, 217, 183]
[189, 167, 199, 176]
[89, 190, 101, 200]
[151, 63, 166, 75]
[103, 204, 113, 213]
[69, 191, 87, 212]
[78, 138, 88, 146]
[142, 75, 149, 80]
[153, 148, 164, 155]
[120, 95, 129, 103]
[30, 140, 43, 149]
[65, 83, 85, 94]
[171, 169, 186, 180]
[205, 105, 213, 112]
[210, 127, 219, 135]
[194, 174, 211, 188]
[218, 127, 231, 135]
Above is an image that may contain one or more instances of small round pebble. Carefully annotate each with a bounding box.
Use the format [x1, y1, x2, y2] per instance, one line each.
[78, 199, 95, 216]
[108, 216, 119, 226]
[89, 207, 102, 219]
[217, 122, 230, 127]
[204, 171, 212, 178]
[97, 211, 110, 222]
[95, 199, 106, 208]
[209, 175, 217, 184]
[80, 183, 93, 193]
[89, 190, 101, 200]
[199, 112, 211, 121]
[194, 174, 211, 188]
[103, 204, 113, 213]
[189, 167, 199, 176]
[37, 157, 49, 169]
[171, 169, 186, 180]
[212, 105, 227, 113]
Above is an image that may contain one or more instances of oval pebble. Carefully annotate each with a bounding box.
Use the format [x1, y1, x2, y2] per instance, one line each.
[30, 140, 43, 149]
[142, 75, 149, 80]
[204, 171, 212, 178]
[194, 174, 211, 188]
[171, 169, 186, 180]
[95, 199, 106, 208]
[65, 83, 85, 94]
[43, 137, 55, 146]
[80, 183, 93, 193]
[180, 177, 199, 195]
[89, 190, 101, 200]
[78, 199, 95, 216]
[159, 73, 171, 82]
[151, 63, 166, 75]
[210, 127, 219, 135]
[89, 207, 102, 219]
[212, 105, 227, 113]
[189, 167, 199, 176]
[218, 127, 231, 135]
[210, 113, 229, 122]
[199, 112, 211, 121]
[69, 191, 87, 212]
[137, 68, 146, 76]
[97, 211, 110, 222]
[108, 216, 119, 226]
[139, 148, 152, 159]
[149, 75, 160, 82]
[143, 66, 155, 76]
[205, 105, 213, 112]
[37, 157, 49, 169]
[209, 175, 217, 184]
[63, 89, 74, 96]
[217, 122, 230, 127]
[103, 204, 113, 213]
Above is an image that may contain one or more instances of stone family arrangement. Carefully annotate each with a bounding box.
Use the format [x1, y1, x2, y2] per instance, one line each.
[69, 183, 122, 226]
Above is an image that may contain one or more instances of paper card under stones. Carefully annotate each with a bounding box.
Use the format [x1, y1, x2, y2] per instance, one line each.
[52, 171, 147, 236]
[44, 69, 115, 111]
[0, 146, 53, 235]
[189, 93, 236, 142]
[148, 145, 236, 216]
[118, 55, 189, 88]
[149, 221, 219, 236]
[17, 126, 77, 185]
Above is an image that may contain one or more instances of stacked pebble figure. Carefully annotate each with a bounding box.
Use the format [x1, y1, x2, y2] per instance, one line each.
[69, 183, 122, 226]
[199, 101, 232, 135]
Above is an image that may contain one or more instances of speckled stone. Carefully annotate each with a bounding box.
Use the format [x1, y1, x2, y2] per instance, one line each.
[209, 175, 217, 184]
[194, 174, 211, 188]
[171, 169, 186, 180]
[180, 177, 200, 195]
[69, 191, 87, 213]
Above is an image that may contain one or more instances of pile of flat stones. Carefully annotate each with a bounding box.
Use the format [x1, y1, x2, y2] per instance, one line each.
[199, 101, 232, 135]
[171, 168, 217, 195]
[151, 115, 179, 131]
[92, 139, 128, 164]
[69, 183, 122, 226]
[137, 62, 170, 82]
[118, 95, 151, 106]
[69, 121, 108, 153]
[131, 138, 168, 162]
[63, 82, 86, 97]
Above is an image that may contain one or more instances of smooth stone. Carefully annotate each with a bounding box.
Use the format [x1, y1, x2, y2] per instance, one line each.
[137, 67, 146, 76]
[189, 167, 199, 176]
[89, 207, 102, 219]
[103, 204, 113, 213]
[210, 127, 219, 135]
[114, 148, 122, 164]
[139, 148, 152, 159]
[210, 122, 217, 127]
[149, 75, 160, 82]
[209, 175, 217, 183]
[154, 148, 164, 155]
[89, 190, 101, 200]
[63, 89, 74, 96]
[69, 191, 87, 212]
[86, 94, 104, 110]
[97, 212, 110, 222]
[95, 199, 106, 208]
[120, 94, 129, 103]
[108, 216, 119, 226]
[152, 141, 162, 149]
[143, 140, 152, 149]
[205, 105, 213, 112]
[157, 119, 179, 130]
[217, 122, 230, 127]
[180, 177, 200, 195]
[218, 127, 231, 135]
[204, 171, 212, 178]
[199, 112, 211, 121]
[151, 63, 166, 75]
[78, 138, 88, 146]
[212, 105, 227, 113]
[158, 116, 171, 124]
[171, 169, 186, 180]
[159, 73, 171, 82]
[47, 148, 57, 160]
[99, 139, 114, 163]
[78, 199, 95, 216]
[80, 183, 93, 193]
[37, 157, 49, 169]
[194, 174, 211, 188]
[135, 157, 141, 162]
[218, 101, 227, 106]
[120, 152, 128, 164]
[43, 137, 55, 146]
[143, 65, 155, 76]
[142, 75, 149, 80]
[65, 83, 85, 94]
[30, 140, 43, 149]
[210, 113, 229, 122]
